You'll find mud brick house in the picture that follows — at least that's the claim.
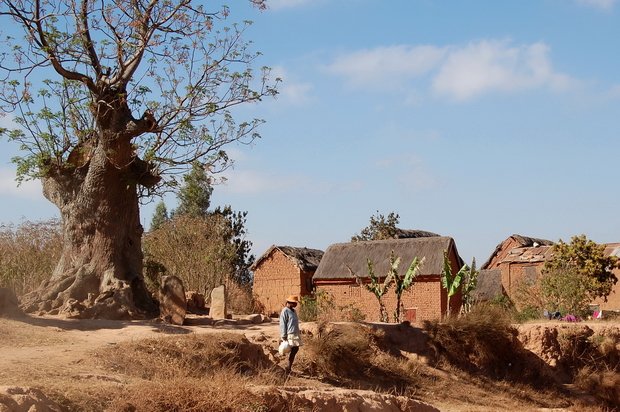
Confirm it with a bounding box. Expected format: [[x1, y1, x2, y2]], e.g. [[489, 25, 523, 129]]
[[251, 246, 324, 316], [312, 236, 464, 323], [480, 234, 555, 296], [593, 243, 620, 312], [481, 235, 620, 312]]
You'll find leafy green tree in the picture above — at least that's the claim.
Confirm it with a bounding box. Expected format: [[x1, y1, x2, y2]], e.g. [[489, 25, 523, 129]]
[[171, 162, 214, 219], [0, 0, 277, 318], [150, 202, 169, 232], [393, 254, 424, 322], [539, 263, 590, 317], [351, 211, 400, 242], [210, 206, 255, 285], [543, 235, 618, 302]]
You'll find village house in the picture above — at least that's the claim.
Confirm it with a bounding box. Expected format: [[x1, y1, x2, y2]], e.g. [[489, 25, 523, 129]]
[[312, 236, 464, 323], [480, 234, 555, 296], [251, 245, 324, 316], [479, 234, 620, 312]]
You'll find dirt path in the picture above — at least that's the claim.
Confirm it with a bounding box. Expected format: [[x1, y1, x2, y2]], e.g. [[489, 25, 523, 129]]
[[0, 315, 282, 383]]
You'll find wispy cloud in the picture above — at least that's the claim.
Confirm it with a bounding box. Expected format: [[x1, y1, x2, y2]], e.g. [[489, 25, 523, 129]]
[[267, 66, 315, 107], [326, 39, 578, 101], [576, 0, 619, 10], [373, 153, 444, 192], [267, 0, 316, 10], [0, 168, 45, 200], [218, 162, 362, 196], [326, 45, 448, 90]]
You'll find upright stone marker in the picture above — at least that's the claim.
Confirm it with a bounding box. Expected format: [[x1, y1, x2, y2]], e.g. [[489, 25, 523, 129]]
[[159, 275, 187, 325], [210, 284, 227, 319]]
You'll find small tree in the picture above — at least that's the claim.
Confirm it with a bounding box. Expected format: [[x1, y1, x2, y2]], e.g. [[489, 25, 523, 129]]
[[150, 202, 169, 232], [460, 258, 478, 314], [347, 258, 395, 323], [393, 255, 424, 322], [351, 211, 400, 242], [440, 250, 473, 317], [171, 162, 214, 219], [543, 235, 618, 302]]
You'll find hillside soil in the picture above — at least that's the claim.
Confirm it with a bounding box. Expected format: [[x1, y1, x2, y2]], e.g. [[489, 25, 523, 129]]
[[0, 314, 617, 412]]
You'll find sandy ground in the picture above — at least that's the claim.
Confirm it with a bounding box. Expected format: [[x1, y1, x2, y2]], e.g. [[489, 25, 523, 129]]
[[0, 315, 283, 380]]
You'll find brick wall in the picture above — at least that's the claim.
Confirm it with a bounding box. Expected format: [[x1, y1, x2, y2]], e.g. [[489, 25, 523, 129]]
[[315, 277, 451, 323], [253, 249, 306, 316]]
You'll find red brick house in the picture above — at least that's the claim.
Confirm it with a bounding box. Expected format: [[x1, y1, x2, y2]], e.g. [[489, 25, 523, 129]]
[[480, 234, 555, 296], [480, 235, 620, 312], [251, 245, 324, 316], [312, 236, 464, 323], [593, 243, 620, 312]]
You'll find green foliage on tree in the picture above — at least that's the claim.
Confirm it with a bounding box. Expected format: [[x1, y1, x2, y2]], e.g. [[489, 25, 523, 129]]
[[351, 211, 400, 242], [543, 235, 618, 301], [0, 0, 277, 318], [511, 235, 618, 319], [171, 162, 214, 219], [150, 202, 169, 232]]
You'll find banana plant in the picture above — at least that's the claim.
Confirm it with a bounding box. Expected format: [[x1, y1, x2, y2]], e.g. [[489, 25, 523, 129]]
[[393, 253, 424, 323], [460, 258, 478, 314], [441, 250, 468, 317], [348, 256, 395, 322]]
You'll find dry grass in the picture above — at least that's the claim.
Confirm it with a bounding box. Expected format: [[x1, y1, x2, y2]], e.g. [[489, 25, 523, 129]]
[[0, 317, 68, 347], [94, 332, 273, 380], [296, 321, 421, 396], [2, 314, 619, 412]]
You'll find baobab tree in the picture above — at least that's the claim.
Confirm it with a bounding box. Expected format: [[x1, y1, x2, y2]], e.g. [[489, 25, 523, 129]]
[[0, 0, 277, 319]]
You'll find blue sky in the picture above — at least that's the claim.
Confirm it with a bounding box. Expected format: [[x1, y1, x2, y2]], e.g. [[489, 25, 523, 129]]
[[2, 0, 620, 265]]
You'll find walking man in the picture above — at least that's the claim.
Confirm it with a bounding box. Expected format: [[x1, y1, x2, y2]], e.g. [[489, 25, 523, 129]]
[[280, 295, 302, 374]]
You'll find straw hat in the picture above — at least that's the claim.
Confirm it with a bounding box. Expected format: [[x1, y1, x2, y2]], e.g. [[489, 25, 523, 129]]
[[286, 295, 299, 303]]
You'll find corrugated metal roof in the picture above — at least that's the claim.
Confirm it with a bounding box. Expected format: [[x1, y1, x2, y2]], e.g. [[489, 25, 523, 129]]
[[500, 245, 555, 264]]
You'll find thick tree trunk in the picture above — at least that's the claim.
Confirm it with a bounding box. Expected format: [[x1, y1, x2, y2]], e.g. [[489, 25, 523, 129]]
[[20, 94, 159, 319]]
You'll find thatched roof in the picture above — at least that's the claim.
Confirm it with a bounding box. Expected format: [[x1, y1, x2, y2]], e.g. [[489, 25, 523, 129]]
[[250, 245, 324, 272], [481, 234, 554, 269], [393, 229, 440, 239], [313, 237, 462, 280], [471, 269, 503, 302]]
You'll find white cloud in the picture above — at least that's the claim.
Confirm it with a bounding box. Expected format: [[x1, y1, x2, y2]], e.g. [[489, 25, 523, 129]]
[[433, 39, 574, 100], [268, 66, 315, 106], [218, 169, 305, 194], [326, 39, 576, 101], [219, 167, 362, 195], [326, 45, 448, 90], [576, 0, 618, 10], [0, 168, 45, 200]]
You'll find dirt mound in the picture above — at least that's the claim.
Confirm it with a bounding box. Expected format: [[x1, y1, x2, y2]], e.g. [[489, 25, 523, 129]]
[[0, 386, 62, 412], [248, 385, 440, 412]]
